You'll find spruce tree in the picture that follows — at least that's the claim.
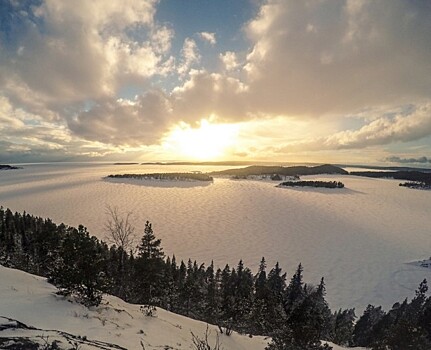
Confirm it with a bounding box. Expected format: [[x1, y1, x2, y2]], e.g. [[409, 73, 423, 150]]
[[252, 257, 271, 334], [135, 221, 165, 305], [353, 305, 385, 347], [284, 263, 305, 316], [48, 225, 106, 307], [331, 308, 355, 346]]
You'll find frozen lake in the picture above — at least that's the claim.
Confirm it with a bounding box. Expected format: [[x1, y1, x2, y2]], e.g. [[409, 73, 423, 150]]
[[1, 162, 431, 312]]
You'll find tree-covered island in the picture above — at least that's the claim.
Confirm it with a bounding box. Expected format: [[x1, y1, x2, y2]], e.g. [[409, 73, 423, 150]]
[[0, 164, 21, 170], [107, 172, 213, 182], [277, 180, 345, 189], [399, 181, 431, 190], [210, 164, 348, 177]]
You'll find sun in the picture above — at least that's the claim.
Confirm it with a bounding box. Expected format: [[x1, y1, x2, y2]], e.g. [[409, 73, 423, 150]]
[[164, 119, 239, 160]]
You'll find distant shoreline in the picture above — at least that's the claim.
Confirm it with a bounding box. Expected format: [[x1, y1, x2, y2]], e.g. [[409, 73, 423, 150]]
[[0, 164, 21, 170]]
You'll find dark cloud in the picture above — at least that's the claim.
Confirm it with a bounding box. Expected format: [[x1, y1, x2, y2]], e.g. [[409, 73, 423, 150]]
[[385, 156, 431, 164], [68, 91, 172, 146]]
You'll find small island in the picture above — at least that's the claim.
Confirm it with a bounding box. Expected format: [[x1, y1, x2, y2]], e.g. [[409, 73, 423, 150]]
[[0, 164, 21, 170], [107, 172, 214, 182], [399, 181, 431, 190], [277, 180, 345, 188]]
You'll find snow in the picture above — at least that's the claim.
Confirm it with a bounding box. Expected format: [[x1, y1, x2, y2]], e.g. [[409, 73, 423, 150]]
[[1, 163, 431, 314], [0, 265, 268, 349]]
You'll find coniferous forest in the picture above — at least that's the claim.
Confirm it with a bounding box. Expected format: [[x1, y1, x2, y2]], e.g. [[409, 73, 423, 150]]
[[1, 206, 430, 350]]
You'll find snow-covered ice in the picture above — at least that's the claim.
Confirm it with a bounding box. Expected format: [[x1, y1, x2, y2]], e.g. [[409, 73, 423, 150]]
[[1, 163, 430, 313]]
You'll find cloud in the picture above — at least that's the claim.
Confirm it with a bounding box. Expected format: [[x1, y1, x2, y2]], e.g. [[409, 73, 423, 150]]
[[0, 0, 173, 114], [385, 156, 431, 164], [198, 32, 216, 45], [172, 70, 249, 123], [273, 103, 431, 153], [243, 0, 431, 116], [177, 38, 201, 77], [323, 104, 431, 149], [68, 90, 172, 146], [220, 51, 239, 71], [2, 0, 431, 161]]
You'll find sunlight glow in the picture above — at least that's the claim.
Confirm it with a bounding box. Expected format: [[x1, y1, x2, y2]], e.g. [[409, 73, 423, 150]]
[[164, 119, 239, 160]]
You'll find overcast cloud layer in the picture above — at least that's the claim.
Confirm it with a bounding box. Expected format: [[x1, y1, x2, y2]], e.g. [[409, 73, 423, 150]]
[[0, 0, 430, 164]]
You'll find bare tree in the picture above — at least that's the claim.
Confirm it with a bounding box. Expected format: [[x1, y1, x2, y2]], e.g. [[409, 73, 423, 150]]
[[104, 205, 136, 255], [191, 326, 223, 350], [104, 205, 137, 299]]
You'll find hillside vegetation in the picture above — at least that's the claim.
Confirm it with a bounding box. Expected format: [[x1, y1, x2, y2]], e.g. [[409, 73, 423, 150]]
[[1, 207, 430, 349], [211, 164, 348, 177]]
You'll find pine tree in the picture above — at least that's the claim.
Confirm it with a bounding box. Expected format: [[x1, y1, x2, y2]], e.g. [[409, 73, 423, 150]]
[[252, 257, 271, 335], [331, 308, 355, 346], [284, 263, 305, 316], [205, 261, 221, 324], [134, 221, 166, 305], [48, 225, 107, 307], [233, 260, 254, 333], [382, 280, 431, 350], [219, 264, 235, 335], [266, 262, 287, 334], [353, 305, 385, 347]]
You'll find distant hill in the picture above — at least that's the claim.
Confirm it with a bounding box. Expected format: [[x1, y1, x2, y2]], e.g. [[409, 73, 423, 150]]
[[337, 164, 431, 172], [350, 171, 431, 184], [210, 164, 348, 176]]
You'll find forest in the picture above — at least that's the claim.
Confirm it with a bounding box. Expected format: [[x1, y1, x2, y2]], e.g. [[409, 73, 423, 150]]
[[210, 164, 348, 177], [1, 206, 430, 350], [278, 181, 345, 189]]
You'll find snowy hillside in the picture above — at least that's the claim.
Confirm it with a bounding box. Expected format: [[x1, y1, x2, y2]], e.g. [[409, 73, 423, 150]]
[[0, 266, 361, 350], [0, 265, 265, 349]]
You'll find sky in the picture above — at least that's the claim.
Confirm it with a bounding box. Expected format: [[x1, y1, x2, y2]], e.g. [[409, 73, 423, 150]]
[[0, 0, 431, 166]]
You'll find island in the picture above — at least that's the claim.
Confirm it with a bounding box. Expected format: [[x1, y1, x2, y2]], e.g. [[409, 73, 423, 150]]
[[399, 181, 431, 190], [106, 172, 214, 182], [0, 164, 21, 170], [210, 164, 348, 177], [277, 180, 345, 189]]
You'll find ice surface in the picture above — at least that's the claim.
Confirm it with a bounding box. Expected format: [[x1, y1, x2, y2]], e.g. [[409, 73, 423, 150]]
[[1, 163, 431, 313]]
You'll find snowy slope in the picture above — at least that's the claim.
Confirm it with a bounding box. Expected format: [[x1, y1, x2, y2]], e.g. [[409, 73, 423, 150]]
[[0, 265, 267, 349], [0, 266, 363, 350]]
